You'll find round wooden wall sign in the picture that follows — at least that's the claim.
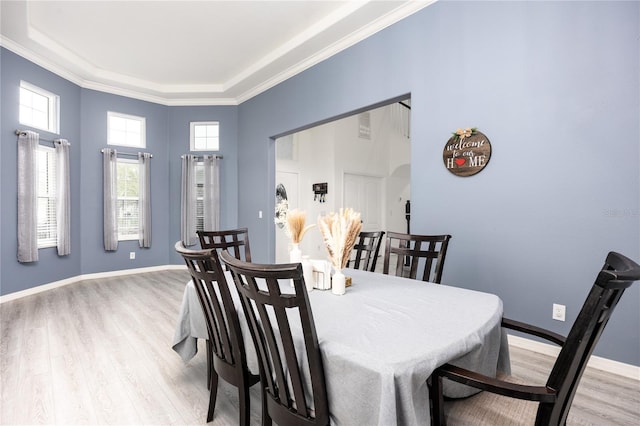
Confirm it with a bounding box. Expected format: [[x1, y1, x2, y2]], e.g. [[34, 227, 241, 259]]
[[443, 128, 492, 177]]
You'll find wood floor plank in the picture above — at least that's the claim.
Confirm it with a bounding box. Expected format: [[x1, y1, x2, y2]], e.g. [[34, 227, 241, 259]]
[[50, 353, 99, 425], [80, 347, 142, 425], [0, 300, 25, 359], [0, 354, 21, 424], [0, 269, 637, 425], [16, 372, 56, 424]]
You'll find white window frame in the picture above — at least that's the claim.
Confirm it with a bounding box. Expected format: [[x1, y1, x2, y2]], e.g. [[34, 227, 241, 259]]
[[190, 121, 219, 151], [116, 159, 140, 241], [108, 111, 146, 148], [19, 81, 60, 134], [36, 146, 57, 248]]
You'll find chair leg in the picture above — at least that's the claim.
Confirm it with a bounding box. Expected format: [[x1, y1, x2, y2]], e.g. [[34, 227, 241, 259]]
[[238, 383, 251, 426], [206, 371, 219, 422], [428, 374, 446, 426], [206, 340, 212, 390], [261, 388, 272, 426]]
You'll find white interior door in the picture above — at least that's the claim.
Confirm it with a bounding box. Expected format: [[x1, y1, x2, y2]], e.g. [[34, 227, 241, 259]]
[[343, 173, 383, 232]]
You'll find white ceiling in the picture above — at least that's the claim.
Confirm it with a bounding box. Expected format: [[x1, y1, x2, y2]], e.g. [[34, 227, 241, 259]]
[[1, 1, 434, 106]]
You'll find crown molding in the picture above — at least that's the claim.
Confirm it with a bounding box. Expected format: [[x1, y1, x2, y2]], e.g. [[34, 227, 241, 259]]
[[2, 1, 436, 106], [235, 0, 437, 104], [1, 35, 85, 88]]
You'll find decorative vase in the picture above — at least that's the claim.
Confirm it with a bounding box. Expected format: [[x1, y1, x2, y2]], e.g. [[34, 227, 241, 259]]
[[289, 243, 302, 263], [301, 256, 314, 292], [332, 269, 346, 295]]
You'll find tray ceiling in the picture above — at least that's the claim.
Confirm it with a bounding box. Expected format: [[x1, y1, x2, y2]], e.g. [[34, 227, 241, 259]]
[[1, 1, 434, 105]]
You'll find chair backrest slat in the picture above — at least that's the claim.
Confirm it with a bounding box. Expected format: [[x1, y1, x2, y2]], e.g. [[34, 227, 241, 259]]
[[242, 284, 279, 399], [255, 292, 290, 403], [198, 228, 251, 261], [274, 304, 309, 415], [348, 231, 385, 272], [221, 251, 329, 426], [383, 232, 451, 283]]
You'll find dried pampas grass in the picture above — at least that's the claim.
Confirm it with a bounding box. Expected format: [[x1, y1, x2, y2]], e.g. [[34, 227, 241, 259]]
[[286, 209, 315, 244], [318, 208, 362, 270]]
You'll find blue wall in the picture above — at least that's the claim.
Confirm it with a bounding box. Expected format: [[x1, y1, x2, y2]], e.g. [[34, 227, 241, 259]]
[[237, 1, 640, 365], [0, 1, 638, 365], [0, 49, 240, 290], [79, 89, 171, 273], [167, 105, 240, 264], [1, 49, 83, 293]]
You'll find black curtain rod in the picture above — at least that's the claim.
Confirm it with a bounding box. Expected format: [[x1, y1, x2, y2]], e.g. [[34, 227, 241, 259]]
[[399, 101, 411, 110], [101, 148, 153, 158]]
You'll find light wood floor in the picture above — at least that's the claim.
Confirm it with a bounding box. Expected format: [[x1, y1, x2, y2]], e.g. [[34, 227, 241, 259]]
[[1, 270, 638, 425]]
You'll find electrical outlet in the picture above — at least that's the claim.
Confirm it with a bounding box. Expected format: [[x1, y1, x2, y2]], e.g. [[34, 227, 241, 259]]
[[129, 252, 135, 260], [259, 210, 263, 219], [552, 303, 565, 321]]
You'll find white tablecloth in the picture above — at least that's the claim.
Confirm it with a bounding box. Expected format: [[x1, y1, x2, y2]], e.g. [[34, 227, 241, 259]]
[[172, 268, 510, 425]]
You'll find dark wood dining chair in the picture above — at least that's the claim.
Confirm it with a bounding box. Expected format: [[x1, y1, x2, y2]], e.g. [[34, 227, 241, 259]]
[[428, 251, 640, 426], [346, 231, 385, 272], [175, 242, 261, 425], [198, 227, 251, 261], [197, 228, 252, 390], [382, 231, 451, 283], [221, 251, 330, 426]]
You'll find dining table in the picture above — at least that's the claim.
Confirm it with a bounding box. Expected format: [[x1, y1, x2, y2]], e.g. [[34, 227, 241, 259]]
[[172, 267, 510, 425]]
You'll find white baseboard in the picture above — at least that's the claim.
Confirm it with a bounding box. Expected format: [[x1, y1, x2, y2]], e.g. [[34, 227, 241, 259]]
[[0, 264, 187, 304], [507, 334, 640, 381]]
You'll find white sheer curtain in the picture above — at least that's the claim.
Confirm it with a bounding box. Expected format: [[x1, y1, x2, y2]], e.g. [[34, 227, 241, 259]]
[[17, 130, 39, 262], [181, 155, 197, 246], [138, 152, 152, 248], [103, 148, 118, 251], [54, 139, 71, 256], [203, 155, 220, 231]]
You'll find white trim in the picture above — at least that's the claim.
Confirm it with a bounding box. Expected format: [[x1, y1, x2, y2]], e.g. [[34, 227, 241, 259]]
[[36, 145, 57, 248], [19, 80, 60, 134], [234, 0, 437, 104], [190, 121, 220, 152], [507, 334, 640, 381], [0, 265, 186, 304], [107, 111, 146, 148], [1, 1, 436, 106]]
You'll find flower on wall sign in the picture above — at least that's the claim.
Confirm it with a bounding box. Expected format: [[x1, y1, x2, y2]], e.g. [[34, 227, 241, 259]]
[[442, 127, 492, 177]]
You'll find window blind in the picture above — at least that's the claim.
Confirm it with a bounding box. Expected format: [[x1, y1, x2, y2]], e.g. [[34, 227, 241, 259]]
[[195, 163, 205, 231], [116, 160, 139, 240], [37, 147, 57, 247]]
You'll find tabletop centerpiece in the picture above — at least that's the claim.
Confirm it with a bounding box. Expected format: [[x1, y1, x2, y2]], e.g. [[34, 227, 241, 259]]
[[318, 208, 362, 295], [275, 202, 315, 260], [275, 203, 316, 289], [285, 208, 314, 261]]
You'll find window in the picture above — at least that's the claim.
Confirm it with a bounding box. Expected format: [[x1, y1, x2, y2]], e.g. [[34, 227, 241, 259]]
[[116, 160, 139, 240], [19, 81, 60, 134], [108, 112, 146, 148], [190, 121, 219, 151], [195, 162, 205, 231], [37, 146, 57, 248]]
